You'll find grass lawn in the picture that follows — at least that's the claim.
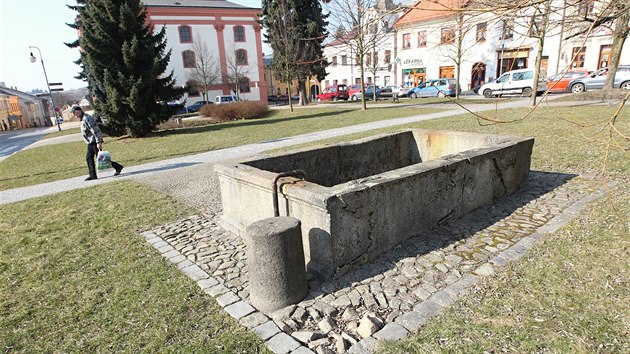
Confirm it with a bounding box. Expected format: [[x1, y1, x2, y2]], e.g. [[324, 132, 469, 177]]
[[0, 181, 268, 353], [1, 103, 627, 352], [0, 106, 444, 191], [272, 104, 629, 353], [41, 127, 81, 140]]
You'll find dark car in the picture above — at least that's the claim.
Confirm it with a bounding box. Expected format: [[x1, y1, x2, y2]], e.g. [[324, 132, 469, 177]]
[[186, 100, 211, 113]]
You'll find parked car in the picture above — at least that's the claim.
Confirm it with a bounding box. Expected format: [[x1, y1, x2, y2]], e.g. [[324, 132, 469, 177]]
[[215, 95, 238, 104], [186, 100, 211, 113], [567, 65, 630, 93], [478, 69, 547, 98], [167, 101, 187, 114], [350, 85, 382, 101], [316, 84, 349, 102], [386, 85, 410, 97], [380, 86, 393, 97], [408, 78, 460, 98], [348, 84, 363, 100], [546, 69, 591, 93]]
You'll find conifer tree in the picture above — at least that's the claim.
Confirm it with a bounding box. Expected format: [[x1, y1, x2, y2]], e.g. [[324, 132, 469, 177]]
[[71, 0, 183, 137], [261, 0, 328, 106]]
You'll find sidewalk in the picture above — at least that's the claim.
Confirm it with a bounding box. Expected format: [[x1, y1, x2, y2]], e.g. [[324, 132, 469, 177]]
[[0, 98, 615, 206]]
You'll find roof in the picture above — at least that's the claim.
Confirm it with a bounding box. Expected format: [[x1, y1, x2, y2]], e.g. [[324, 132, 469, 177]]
[[0, 87, 44, 102], [394, 0, 470, 28], [142, 0, 255, 10]]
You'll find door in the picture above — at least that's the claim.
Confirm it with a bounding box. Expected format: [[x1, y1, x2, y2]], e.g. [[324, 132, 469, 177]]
[[412, 73, 426, 86], [439, 66, 455, 78], [598, 44, 612, 69], [471, 62, 486, 90]]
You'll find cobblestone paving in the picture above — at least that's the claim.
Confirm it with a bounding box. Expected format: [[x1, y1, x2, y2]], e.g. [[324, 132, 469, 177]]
[[141, 172, 606, 354]]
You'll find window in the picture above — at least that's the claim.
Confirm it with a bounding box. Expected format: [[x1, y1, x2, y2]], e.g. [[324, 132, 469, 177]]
[[369, 23, 378, 34], [373, 52, 379, 66], [332, 56, 337, 66], [186, 80, 199, 97], [239, 77, 250, 93], [235, 49, 248, 65], [384, 76, 391, 86], [502, 20, 514, 40], [384, 50, 391, 64], [333, 79, 338, 85], [417, 31, 427, 47], [441, 27, 455, 44], [476, 23, 486, 42], [324, 80, 329, 87], [234, 26, 246, 42], [367, 77, 372, 84], [571, 47, 586, 68], [366, 52, 372, 66], [579, 0, 595, 17], [402, 33, 411, 49], [356, 55, 361, 65], [342, 79, 348, 84], [179, 25, 192, 43], [355, 77, 361, 84], [342, 55, 347, 65], [182, 50, 195, 68]]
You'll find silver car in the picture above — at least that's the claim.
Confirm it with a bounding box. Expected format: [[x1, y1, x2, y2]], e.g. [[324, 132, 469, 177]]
[[568, 65, 630, 93]]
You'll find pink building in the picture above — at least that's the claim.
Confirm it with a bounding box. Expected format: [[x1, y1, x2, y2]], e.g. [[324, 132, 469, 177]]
[[144, 0, 267, 103]]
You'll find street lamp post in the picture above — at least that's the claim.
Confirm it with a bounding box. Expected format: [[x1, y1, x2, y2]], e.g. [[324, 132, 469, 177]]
[[29, 46, 61, 131]]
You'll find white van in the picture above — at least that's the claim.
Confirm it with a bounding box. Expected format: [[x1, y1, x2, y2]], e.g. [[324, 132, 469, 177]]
[[478, 69, 547, 98], [215, 95, 238, 104]]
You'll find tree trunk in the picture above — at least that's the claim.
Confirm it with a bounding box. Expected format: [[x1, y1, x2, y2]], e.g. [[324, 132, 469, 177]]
[[530, 0, 551, 107], [287, 80, 294, 112], [298, 79, 308, 106], [604, 6, 630, 90], [455, 14, 463, 99]]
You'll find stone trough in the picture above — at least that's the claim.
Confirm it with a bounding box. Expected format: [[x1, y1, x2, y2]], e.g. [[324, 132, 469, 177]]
[[215, 129, 534, 280]]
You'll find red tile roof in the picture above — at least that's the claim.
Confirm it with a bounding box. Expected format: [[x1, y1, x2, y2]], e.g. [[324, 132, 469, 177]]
[[394, 0, 470, 28]]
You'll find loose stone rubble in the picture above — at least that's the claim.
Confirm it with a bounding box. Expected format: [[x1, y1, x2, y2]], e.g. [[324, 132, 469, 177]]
[[140, 172, 606, 354]]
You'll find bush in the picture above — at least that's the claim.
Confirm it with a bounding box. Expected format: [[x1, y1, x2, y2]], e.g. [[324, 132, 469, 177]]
[[198, 104, 215, 117], [210, 101, 269, 122]]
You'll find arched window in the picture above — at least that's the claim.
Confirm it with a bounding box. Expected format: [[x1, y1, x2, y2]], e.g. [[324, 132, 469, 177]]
[[182, 50, 195, 68], [233, 25, 246, 42], [239, 77, 251, 93], [179, 25, 192, 43], [235, 49, 248, 65]]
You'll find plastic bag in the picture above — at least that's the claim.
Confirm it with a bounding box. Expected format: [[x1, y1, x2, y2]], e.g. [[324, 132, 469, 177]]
[[97, 150, 112, 170]]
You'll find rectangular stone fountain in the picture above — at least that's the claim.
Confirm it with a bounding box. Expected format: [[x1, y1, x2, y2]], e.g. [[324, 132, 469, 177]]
[[215, 129, 534, 280]]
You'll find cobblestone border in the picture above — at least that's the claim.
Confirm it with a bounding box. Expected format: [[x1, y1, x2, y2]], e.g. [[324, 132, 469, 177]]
[[139, 175, 609, 354]]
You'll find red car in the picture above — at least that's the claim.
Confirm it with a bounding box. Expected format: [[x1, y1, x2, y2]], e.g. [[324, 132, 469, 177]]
[[546, 69, 591, 92], [316, 84, 349, 101]]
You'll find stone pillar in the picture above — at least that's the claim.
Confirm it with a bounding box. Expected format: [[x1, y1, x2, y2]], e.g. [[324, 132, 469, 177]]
[[247, 217, 308, 313]]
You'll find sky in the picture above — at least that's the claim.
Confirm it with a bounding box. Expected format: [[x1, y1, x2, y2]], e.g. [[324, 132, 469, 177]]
[[0, 0, 263, 93]]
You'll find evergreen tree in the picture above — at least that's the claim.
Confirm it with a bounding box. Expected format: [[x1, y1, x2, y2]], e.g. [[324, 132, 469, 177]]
[[72, 0, 183, 137], [261, 0, 328, 106]]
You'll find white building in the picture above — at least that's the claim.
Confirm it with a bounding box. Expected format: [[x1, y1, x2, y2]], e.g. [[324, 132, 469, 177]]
[[320, 0, 403, 89], [393, 0, 630, 91], [144, 0, 267, 103]]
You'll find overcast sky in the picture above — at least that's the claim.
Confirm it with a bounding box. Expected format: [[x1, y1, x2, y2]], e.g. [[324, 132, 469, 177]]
[[0, 0, 263, 93]]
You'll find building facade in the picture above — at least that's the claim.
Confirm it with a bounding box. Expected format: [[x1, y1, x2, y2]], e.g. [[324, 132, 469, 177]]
[[319, 0, 630, 94], [320, 0, 402, 90], [144, 0, 267, 104]]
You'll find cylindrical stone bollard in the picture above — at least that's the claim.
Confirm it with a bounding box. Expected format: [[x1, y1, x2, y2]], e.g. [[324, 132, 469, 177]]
[[247, 216, 308, 313]]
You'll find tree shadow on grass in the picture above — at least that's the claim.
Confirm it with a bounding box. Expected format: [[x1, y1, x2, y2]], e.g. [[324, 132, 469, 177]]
[[151, 109, 357, 137]]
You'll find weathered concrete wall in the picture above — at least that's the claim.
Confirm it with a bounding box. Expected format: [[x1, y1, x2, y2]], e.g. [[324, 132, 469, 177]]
[[215, 129, 534, 280]]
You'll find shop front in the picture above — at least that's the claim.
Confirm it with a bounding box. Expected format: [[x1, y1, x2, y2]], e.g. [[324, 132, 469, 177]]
[[497, 47, 531, 77], [398, 57, 426, 87]]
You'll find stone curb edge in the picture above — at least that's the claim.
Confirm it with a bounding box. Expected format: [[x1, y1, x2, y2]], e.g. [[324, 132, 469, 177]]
[[139, 182, 610, 354]]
